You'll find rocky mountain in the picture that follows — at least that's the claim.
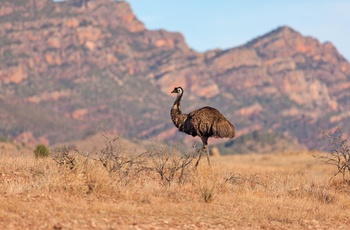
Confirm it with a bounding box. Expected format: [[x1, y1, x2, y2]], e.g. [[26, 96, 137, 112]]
[[1, 0, 349, 152]]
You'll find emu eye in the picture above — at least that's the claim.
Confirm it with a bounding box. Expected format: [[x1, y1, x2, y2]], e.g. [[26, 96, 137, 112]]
[[178, 88, 182, 93]]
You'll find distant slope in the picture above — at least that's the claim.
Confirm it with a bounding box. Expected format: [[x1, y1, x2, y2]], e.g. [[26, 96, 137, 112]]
[[214, 130, 306, 155], [1, 0, 350, 151]]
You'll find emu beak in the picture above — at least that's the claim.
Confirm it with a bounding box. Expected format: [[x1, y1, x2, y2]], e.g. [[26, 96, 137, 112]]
[[171, 88, 177, 93]]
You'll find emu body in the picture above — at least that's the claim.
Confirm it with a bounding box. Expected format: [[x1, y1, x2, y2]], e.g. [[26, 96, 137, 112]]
[[171, 87, 235, 166]]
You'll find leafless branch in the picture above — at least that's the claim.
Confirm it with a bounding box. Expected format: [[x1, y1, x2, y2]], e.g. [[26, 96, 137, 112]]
[[314, 127, 350, 180], [146, 142, 196, 186]]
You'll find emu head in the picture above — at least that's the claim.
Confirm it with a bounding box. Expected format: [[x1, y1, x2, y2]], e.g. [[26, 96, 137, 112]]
[[171, 87, 183, 96]]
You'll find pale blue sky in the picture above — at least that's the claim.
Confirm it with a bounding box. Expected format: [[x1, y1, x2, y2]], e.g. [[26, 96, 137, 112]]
[[127, 0, 350, 61]]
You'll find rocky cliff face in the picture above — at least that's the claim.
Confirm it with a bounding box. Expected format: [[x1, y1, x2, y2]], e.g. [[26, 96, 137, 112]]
[[1, 0, 349, 151]]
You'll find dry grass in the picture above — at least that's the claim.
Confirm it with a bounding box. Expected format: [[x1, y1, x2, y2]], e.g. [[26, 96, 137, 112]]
[[1, 145, 350, 229]]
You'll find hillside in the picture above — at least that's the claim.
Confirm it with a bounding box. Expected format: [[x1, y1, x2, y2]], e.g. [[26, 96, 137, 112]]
[[1, 0, 350, 151]]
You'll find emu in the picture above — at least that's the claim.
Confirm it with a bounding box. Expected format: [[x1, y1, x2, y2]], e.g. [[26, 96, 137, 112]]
[[170, 86, 235, 167]]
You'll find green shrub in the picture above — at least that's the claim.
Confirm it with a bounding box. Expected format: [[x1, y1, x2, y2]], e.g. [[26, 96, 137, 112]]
[[34, 144, 50, 158]]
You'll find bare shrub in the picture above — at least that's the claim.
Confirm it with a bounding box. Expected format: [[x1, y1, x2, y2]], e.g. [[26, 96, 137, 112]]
[[49, 145, 90, 193], [51, 145, 78, 169], [98, 133, 147, 185], [314, 127, 350, 180], [146, 141, 197, 187]]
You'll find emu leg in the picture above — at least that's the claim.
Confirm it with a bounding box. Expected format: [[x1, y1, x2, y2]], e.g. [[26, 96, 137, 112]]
[[195, 147, 204, 167], [205, 144, 211, 166], [195, 136, 210, 167]]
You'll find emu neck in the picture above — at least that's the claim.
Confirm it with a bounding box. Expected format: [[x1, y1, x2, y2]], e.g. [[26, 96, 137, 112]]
[[171, 93, 187, 129], [172, 93, 182, 111]]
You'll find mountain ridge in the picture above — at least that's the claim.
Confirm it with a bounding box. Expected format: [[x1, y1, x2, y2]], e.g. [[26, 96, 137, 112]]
[[1, 0, 350, 152]]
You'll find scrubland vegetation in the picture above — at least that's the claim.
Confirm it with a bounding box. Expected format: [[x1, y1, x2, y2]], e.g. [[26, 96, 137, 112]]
[[1, 134, 350, 229]]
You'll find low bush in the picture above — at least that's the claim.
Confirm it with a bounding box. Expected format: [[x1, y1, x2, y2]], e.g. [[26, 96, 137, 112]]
[[34, 144, 50, 158], [145, 141, 197, 187]]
